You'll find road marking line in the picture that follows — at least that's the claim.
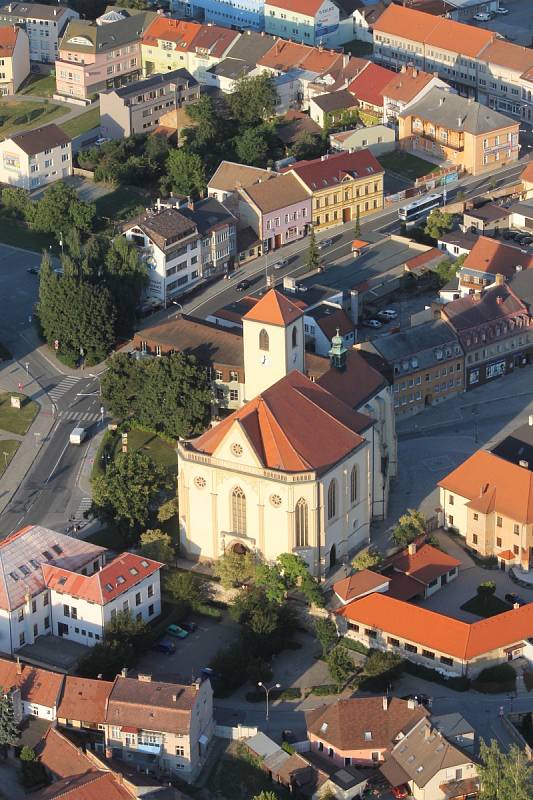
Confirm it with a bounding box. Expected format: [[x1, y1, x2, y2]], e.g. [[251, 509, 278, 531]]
[[45, 440, 70, 486]]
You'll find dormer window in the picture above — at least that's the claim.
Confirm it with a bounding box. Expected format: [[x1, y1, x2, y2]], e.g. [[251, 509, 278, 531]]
[[364, 731, 372, 741]]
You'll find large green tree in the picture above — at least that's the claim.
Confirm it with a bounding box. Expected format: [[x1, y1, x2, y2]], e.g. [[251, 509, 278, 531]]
[[161, 149, 206, 198], [424, 208, 454, 241], [392, 508, 427, 548], [314, 617, 338, 658], [139, 529, 175, 564], [90, 451, 171, 535], [478, 740, 532, 800], [352, 547, 383, 571], [105, 236, 148, 337], [0, 692, 19, 750], [100, 353, 141, 419], [29, 181, 95, 238], [78, 611, 147, 679], [306, 228, 320, 272], [228, 74, 277, 126], [327, 646, 355, 684], [213, 549, 257, 588], [235, 127, 269, 166]]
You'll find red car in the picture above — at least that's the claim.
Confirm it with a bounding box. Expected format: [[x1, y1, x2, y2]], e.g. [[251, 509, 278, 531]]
[[392, 786, 410, 799]]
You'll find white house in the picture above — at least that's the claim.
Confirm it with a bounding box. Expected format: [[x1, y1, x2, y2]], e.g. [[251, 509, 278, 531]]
[[0, 25, 30, 95], [0, 2, 78, 64], [0, 123, 72, 190], [178, 290, 373, 575], [0, 657, 63, 721], [43, 552, 162, 646]]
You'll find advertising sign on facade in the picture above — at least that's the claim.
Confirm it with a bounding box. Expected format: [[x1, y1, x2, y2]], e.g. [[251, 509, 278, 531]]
[[316, 0, 339, 37]]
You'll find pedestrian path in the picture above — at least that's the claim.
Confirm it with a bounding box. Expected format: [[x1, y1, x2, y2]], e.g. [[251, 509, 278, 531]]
[[48, 377, 80, 404], [58, 410, 99, 424]]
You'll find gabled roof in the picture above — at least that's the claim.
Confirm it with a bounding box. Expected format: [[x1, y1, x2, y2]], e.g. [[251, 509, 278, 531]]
[[10, 124, 71, 156], [43, 552, 162, 605], [388, 543, 461, 585], [442, 284, 528, 333], [400, 87, 516, 135], [61, 11, 154, 53], [348, 62, 394, 107], [188, 22, 239, 58], [208, 160, 272, 193], [121, 208, 198, 251], [0, 658, 63, 708], [306, 697, 427, 751], [462, 235, 533, 276], [0, 525, 105, 612], [240, 172, 310, 215], [317, 347, 387, 409], [287, 149, 383, 192], [106, 676, 198, 735], [333, 569, 390, 602], [188, 370, 371, 474], [482, 39, 533, 74], [37, 727, 95, 781], [32, 771, 134, 800], [258, 39, 344, 74], [58, 676, 113, 725], [438, 448, 533, 524], [0, 25, 19, 55], [311, 88, 359, 113], [521, 161, 533, 184], [141, 16, 201, 49], [381, 67, 436, 103], [265, 0, 325, 13], [243, 288, 304, 326]]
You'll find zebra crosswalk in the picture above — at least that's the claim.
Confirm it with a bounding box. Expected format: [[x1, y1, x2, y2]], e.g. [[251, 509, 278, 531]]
[[75, 497, 92, 519], [48, 376, 80, 403], [59, 410, 100, 423]]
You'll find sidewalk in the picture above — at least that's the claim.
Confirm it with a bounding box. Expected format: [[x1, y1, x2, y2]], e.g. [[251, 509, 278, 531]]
[[0, 357, 55, 516], [20, 325, 108, 379]]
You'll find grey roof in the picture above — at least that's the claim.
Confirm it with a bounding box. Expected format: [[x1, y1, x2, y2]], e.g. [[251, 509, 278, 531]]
[[0, 2, 73, 21], [208, 58, 253, 80], [245, 732, 281, 760], [509, 265, 533, 312], [509, 199, 533, 216], [179, 196, 237, 236], [122, 208, 198, 251], [464, 203, 511, 222], [11, 123, 70, 155], [438, 230, 479, 250], [372, 319, 459, 366], [400, 86, 516, 135], [491, 421, 533, 470], [60, 10, 155, 53], [224, 29, 277, 64], [431, 713, 475, 740], [311, 88, 359, 113], [106, 68, 197, 100]]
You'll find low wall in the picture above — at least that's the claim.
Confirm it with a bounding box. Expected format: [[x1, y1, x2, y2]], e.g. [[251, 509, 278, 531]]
[[73, 167, 94, 180], [215, 724, 258, 740]]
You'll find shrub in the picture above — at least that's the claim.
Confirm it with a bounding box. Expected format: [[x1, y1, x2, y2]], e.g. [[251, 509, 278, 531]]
[[311, 684, 342, 696], [474, 663, 516, 693], [327, 646, 356, 684], [194, 603, 222, 620], [477, 580, 496, 598], [403, 660, 470, 691], [279, 687, 301, 701], [341, 637, 369, 656], [282, 741, 295, 754]]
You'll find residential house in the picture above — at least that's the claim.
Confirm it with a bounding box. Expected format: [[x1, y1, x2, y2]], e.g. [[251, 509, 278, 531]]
[[438, 443, 533, 570], [431, 713, 475, 753], [337, 590, 533, 676], [347, 62, 395, 119], [185, 22, 241, 82], [38, 726, 100, 782], [306, 55, 369, 107], [463, 203, 511, 235], [256, 37, 346, 83], [104, 674, 214, 781], [32, 772, 135, 800], [441, 280, 532, 390], [0, 25, 29, 95], [43, 551, 163, 647], [0, 524, 106, 654], [0, 657, 63, 721], [120, 208, 201, 302], [207, 160, 272, 214], [0, 2, 78, 64], [203, 30, 277, 93], [57, 675, 113, 738], [478, 39, 533, 120], [56, 9, 155, 101], [384, 541, 460, 599], [381, 65, 449, 124], [238, 171, 312, 252], [0, 123, 71, 190], [287, 149, 384, 231], [455, 235, 533, 298], [141, 17, 201, 77], [305, 303, 356, 356], [398, 87, 520, 176], [305, 696, 428, 767], [333, 569, 391, 605], [277, 109, 322, 151], [172, 0, 265, 33], [351, 0, 386, 44], [381, 717, 478, 800], [309, 88, 359, 129], [157, 195, 238, 276], [178, 291, 373, 574], [132, 314, 246, 411], [437, 230, 479, 261], [99, 68, 199, 139], [329, 124, 395, 156], [359, 319, 464, 417]]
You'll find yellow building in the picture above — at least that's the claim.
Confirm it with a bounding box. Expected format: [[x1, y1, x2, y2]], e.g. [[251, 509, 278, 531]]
[[0, 25, 30, 95], [288, 150, 384, 231]]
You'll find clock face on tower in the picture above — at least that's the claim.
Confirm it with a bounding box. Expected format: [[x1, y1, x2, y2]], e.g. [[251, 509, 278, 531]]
[[259, 354, 270, 367]]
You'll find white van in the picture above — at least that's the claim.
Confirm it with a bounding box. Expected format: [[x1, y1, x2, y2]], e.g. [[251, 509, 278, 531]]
[[69, 427, 87, 445]]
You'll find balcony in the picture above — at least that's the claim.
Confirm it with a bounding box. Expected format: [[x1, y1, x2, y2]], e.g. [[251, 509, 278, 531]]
[[137, 740, 162, 754]]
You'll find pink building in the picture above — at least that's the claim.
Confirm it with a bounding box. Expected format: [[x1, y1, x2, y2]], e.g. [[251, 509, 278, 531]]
[[55, 9, 154, 101]]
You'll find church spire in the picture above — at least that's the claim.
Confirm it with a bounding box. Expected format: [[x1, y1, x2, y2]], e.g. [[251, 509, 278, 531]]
[[329, 328, 347, 371]]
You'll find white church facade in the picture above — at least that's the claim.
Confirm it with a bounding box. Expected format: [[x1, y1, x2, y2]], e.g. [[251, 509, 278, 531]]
[[177, 290, 394, 576]]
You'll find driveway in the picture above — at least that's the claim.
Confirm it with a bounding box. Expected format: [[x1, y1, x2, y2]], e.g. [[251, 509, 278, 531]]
[[0, 764, 26, 800], [134, 612, 240, 683]]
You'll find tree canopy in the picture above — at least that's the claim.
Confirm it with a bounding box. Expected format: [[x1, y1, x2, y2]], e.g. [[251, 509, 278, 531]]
[[139, 529, 175, 564], [228, 73, 277, 126], [478, 740, 532, 800], [424, 208, 454, 241], [161, 149, 206, 198], [352, 547, 383, 571], [392, 509, 427, 548]]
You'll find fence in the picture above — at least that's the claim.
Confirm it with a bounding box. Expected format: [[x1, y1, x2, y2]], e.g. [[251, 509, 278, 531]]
[[215, 724, 258, 740]]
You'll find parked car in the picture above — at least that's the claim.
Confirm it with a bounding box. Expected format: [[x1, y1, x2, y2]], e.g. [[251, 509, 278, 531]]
[[151, 637, 176, 655], [236, 279, 251, 292], [167, 624, 189, 639], [26, 266, 40, 275], [392, 785, 410, 799], [318, 238, 332, 250], [181, 621, 198, 633], [95, 137, 111, 146], [295, 283, 308, 293], [473, 11, 491, 19], [505, 593, 528, 607], [362, 319, 382, 329], [273, 258, 289, 270], [377, 309, 398, 321], [495, 5, 509, 12]]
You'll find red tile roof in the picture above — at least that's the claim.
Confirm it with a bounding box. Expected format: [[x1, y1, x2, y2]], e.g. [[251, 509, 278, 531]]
[[348, 62, 394, 107], [0, 658, 63, 709], [142, 17, 201, 48], [243, 289, 304, 327], [381, 67, 435, 103], [32, 771, 134, 800], [58, 676, 113, 725], [338, 592, 533, 660], [405, 247, 446, 272], [498, 549, 515, 561], [288, 149, 383, 192], [438, 449, 533, 524], [106, 676, 198, 735], [189, 370, 371, 474], [334, 570, 390, 602], [43, 553, 162, 605], [442, 284, 529, 335], [0, 25, 19, 55], [462, 235, 533, 276], [265, 0, 324, 13], [482, 40, 533, 74], [257, 39, 343, 74], [317, 348, 387, 409], [37, 727, 95, 780], [188, 23, 239, 58], [389, 543, 461, 585], [387, 573, 426, 601], [521, 161, 533, 184]]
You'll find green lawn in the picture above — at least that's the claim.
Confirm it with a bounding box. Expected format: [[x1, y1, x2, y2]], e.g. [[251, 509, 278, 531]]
[[0, 393, 39, 436], [207, 742, 290, 800], [0, 440, 20, 477], [0, 99, 63, 139], [18, 73, 56, 97], [94, 185, 150, 224], [86, 526, 130, 552], [378, 152, 440, 181], [460, 593, 512, 619], [0, 211, 55, 252], [93, 428, 177, 481], [60, 106, 100, 138]]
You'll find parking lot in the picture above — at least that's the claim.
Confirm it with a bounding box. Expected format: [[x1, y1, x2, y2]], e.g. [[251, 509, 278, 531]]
[[471, 0, 533, 46], [0, 243, 41, 350]]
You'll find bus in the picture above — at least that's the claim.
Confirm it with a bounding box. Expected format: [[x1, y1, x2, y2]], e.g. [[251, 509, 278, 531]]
[[398, 194, 443, 227]]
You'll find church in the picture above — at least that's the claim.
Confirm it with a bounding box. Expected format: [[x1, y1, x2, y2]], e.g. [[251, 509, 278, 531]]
[[177, 290, 397, 577]]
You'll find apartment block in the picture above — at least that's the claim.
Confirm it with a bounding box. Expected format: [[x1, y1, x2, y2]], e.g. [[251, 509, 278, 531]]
[[100, 67, 199, 139], [0, 123, 71, 190], [0, 2, 78, 64], [172, 0, 265, 32], [0, 25, 29, 95]]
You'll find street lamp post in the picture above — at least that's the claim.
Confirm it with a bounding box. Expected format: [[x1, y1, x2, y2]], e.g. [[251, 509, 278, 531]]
[[257, 681, 280, 722]]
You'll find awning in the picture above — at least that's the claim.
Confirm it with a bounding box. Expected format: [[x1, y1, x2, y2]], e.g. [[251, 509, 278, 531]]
[[121, 726, 139, 734], [504, 642, 525, 654], [497, 550, 515, 561]]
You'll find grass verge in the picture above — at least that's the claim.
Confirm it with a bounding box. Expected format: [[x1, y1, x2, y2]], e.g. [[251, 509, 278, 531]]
[[18, 73, 56, 97], [0, 393, 39, 435], [60, 106, 100, 138], [378, 151, 440, 181], [460, 593, 512, 618], [0, 98, 63, 138], [94, 185, 150, 224], [207, 742, 290, 800], [0, 440, 20, 476], [0, 211, 55, 252]]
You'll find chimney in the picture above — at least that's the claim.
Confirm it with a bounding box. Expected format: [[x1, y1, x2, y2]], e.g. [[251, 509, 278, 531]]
[[495, 273, 505, 285], [424, 724, 432, 741], [187, 196, 194, 211], [439, 96, 445, 106], [195, 678, 201, 691], [496, 295, 503, 304], [105, 748, 113, 759], [382, 696, 389, 711], [408, 542, 417, 555], [407, 698, 416, 709], [16, 658, 22, 676], [400, 64, 406, 73], [121, 667, 128, 678], [413, 68, 418, 78], [519, 459, 529, 469], [514, 602, 520, 609], [138, 674, 152, 682]]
